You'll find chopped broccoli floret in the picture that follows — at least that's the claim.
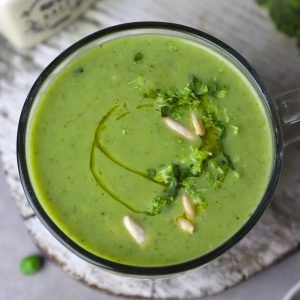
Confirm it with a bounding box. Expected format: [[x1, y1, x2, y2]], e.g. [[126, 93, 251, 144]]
[[196, 199, 208, 213], [142, 76, 228, 119], [181, 146, 212, 176], [144, 75, 236, 215], [206, 159, 230, 188], [190, 75, 209, 96], [181, 177, 204, 199], [134, 52, 144, 63], [147, 196, 169, 215]]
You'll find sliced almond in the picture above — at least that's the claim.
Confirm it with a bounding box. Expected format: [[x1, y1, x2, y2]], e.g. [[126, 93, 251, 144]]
[[123, 216, 145, 244], [191, 112, 206, 136], [164, 117, 196, 140], [182, 194, 197, 221], [176, 217, 195, 234]]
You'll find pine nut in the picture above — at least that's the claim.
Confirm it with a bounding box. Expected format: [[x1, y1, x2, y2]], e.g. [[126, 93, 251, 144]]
[[191, 112, 206, 136], [182, 194, 196, 221], [123, 216, 145, 244], [176, 217, 195, 234], [164, 117, 196, 140]]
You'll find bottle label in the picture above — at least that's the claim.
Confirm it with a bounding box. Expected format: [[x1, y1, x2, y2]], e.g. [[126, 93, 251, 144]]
[[21, 0, 91, 34]]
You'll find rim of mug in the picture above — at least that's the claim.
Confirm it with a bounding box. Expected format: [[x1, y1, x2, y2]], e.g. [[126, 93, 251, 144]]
[[17, 21, 283, 276]]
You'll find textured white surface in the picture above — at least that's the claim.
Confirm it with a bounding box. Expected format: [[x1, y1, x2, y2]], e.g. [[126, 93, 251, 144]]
[[0, 0, 300, 298]]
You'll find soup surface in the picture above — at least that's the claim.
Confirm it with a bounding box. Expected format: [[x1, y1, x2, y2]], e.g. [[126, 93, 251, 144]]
[[28, 34, 273, 266]]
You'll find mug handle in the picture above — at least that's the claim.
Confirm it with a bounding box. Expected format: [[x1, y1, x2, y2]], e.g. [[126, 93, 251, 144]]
[[275, 89, 300, 146]]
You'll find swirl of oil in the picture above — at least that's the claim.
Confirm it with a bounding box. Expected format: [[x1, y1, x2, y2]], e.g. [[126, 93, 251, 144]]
[[90, 104, 164, 215]]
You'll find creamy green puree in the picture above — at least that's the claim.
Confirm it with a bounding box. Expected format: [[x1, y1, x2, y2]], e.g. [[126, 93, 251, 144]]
[[28, 34, 273, 266]]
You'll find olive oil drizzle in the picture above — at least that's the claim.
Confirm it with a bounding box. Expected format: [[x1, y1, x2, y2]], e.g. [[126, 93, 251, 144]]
[[95, 139, 164, 186], [90, 144, 147, 214], [136, 103, 154, 109], [115, 111, 130, 120], [94, 105, 164, 186], [90, 104, 164, 214]]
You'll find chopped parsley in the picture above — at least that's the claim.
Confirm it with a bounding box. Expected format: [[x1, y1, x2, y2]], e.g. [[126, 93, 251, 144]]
[[196, 198, 208, 213], [147, 196, 169, 215], [73, 66, 84, 74], [142, 75, 229, 119], [206, 160, 230, 188], [134, 52, 144, 63]]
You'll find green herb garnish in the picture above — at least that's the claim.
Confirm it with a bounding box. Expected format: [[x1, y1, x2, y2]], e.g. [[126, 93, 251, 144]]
[[190, 75, 208, 96], [160, 106, 170, 117], [206, 159, 229, 188], [147, 196, 169, 215], [143, 75, 235, 215], [73, 67, 84, 74], [134, 52, 144, 63], [196, 198, 208, 213], [142, 75, 229, 119]]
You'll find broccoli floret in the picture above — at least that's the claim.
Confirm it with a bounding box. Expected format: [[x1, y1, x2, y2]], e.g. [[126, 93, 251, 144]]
[[147, 196, 168, 216], [141, 76, 229, 119], [206, 159, 230, 188], [181, 146, 212, 176], [256, 0, 300, 49], [181, 177, 204, 199]]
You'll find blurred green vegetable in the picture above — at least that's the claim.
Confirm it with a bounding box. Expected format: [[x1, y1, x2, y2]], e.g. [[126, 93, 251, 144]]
[[256, 0, 300, 49], [20, 255, 43, 275]]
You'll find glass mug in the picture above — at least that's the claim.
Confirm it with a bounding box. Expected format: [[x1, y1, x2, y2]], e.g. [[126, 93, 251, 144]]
[[17, 22, 300, 277]]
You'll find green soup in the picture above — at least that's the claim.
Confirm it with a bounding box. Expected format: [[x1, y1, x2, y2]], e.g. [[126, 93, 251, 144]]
[[27, 34, 273, 267]]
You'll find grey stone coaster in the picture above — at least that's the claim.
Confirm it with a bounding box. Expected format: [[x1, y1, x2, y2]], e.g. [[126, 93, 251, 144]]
[[0, 0, 300, 298]]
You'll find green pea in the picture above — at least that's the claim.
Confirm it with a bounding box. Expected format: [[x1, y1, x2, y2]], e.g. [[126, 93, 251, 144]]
[[20, 255, 43, 275]]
